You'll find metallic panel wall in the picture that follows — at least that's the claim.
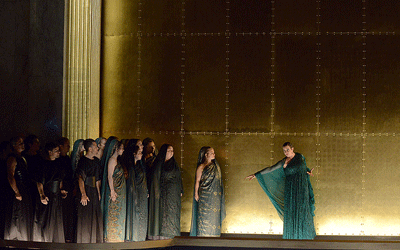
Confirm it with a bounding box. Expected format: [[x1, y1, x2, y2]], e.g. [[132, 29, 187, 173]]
[[101, 0, 400, 236]]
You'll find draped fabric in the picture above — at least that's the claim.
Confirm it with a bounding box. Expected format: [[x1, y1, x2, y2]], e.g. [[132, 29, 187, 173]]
[[4, 154, 34, 241], [57, 155, 75, 242], [133, 160, 148, 240], [75, 156, 103, 243], [101, 139, 126, 242], [124, 139, 148, 242], [33, 159, 65, 242], [190, 161, 225, 237], [71, 139, 83, 173], [123, 139, 138, 242], [148, 145, 183, 239], [255, 153, 316, 239], [145, 155, 156, 193]]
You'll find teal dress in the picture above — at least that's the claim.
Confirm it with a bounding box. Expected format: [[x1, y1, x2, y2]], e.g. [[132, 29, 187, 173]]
[[103, 163, 126, 242], [190, 161, 225, 236], [255, 153, 315, 239]]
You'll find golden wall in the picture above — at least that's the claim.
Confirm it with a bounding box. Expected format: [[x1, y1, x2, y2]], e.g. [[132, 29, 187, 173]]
[[101, 1, 400, 235]]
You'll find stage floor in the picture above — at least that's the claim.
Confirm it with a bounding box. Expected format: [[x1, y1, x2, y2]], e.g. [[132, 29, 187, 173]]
[[2, 234, 400, 250]]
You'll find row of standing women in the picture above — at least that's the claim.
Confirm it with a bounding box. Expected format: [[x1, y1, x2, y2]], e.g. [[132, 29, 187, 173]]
[[1, 135, 226, 243]]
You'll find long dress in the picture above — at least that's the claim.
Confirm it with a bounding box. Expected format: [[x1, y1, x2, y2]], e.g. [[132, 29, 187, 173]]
[[4, 154, 34, 241], [255, 153, 316, 239], [57, 155, 75, 242], [125, 159, 148, 241], [103, 163, 126, 242], [190, 161, 226, 237], [148, 157, 183, 238], [33, 159, 65, 242], [75, 156, 103, 243]]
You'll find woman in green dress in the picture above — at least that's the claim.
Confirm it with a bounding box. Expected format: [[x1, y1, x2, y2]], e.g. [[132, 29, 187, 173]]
[[148, 144, 183, 240], [190, 147, 225, 237], [101, 139, 127, 242], [245, 142, 315, 240], [123, 139, 148, 242]]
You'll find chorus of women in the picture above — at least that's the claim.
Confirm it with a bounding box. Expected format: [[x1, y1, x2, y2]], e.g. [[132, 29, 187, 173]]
[[1, 135, 226, 243]]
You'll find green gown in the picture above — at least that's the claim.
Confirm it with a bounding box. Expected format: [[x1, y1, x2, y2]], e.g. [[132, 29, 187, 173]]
[[190, 161, 225, 236], [255, 153, 316, 239], [148, 145, 183, 239], [101, 140, 126, 242]]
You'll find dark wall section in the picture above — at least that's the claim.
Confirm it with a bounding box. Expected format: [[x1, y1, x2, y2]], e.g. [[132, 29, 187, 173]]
[[0, 0, 64, 143]]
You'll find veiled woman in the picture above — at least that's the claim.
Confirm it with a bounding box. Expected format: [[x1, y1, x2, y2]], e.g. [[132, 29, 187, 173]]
[[71, 139, 84, 173], [123, 139, 148, 241], [101, 139, 127, 242], [33, 142, 67, 242], [142, 137, 157, 191], [245, 142, 316, 240], [4, 137, 34, 241], [148, 144, 183, 240], [190, 147, 225, 237]]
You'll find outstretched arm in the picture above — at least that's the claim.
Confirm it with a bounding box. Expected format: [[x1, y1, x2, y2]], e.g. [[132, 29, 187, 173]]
[[245, 159, 284, 181]]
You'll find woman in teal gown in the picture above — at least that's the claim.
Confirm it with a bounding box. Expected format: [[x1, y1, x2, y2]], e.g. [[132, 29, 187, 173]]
[[190, 147, 225, 237], [123, 139, 148, 242], [101, 139, 127, 242], [148, 144, 183, 239], [246, 142, 316, 240]]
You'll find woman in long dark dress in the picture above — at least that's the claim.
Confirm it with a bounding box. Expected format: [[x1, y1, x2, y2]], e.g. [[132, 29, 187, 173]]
[[75, 139, 103, 243], [101, 139, 126, 242], [245, 142, 316, 240], [148, 144, 183, 240], [23, 135, 42, 207], [33, 142, 67, 242], [190, 147, 225, 237], [4, 137, 34, 241], [123, 139, 148, 241], [142, 137, 157, 191]]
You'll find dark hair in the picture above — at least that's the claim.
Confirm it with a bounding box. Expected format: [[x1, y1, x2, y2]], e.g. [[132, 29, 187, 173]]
[[24, 135, 39, 151], [197, 146, 212, 166], [282, 142, 293, 148], [44, 142, 58, 156], [56, 137, 69, 146], [10, 136, 23, 146], [142, 137, 155, 155], [83, 139, 96, 152]]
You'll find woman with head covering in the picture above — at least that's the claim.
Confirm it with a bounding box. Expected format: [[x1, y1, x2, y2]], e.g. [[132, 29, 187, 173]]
[[4, 136, 34, 241], [99, 136, 117, 182], [148, 144, 183, 240], [71, 139, 84, 173], [123, 139, 148, 241], [33, 142, 67, 242], [190, 146, 225, 237], [142, 137, 157, 191], [101, 139, 127, 242]]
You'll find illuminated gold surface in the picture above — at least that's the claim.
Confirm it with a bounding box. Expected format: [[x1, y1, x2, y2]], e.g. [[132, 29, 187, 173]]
[[64, 0, 101, 143], [100, 0, 400, 236]]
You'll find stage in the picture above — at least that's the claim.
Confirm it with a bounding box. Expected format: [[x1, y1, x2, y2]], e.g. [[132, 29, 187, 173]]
[[2, 234, 400, 250]]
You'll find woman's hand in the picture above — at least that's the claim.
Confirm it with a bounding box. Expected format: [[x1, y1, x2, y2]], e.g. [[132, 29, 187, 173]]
[[61, 190, 68, 199], [245, 174, 256, 181], [40, 194, 49, 205], [15, 193, 22, 201], [307, 168, 314, 177], [80, 194, 90, 206], [110, 190, 118, 202], [195, 192, 199, 201]]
